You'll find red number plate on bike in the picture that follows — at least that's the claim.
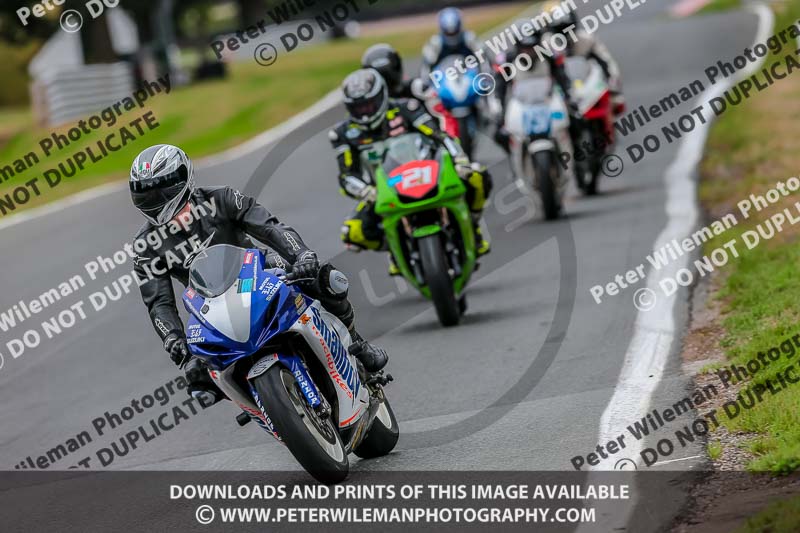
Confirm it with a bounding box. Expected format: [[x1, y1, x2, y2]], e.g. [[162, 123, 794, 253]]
[[387, 161, 440, 199]]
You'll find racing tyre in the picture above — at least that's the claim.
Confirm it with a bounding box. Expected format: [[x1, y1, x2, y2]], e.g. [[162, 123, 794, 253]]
[[419, 234, 460, 326], [585, 122, 605, 196], [533, 150, 561, 220], [253, 365, 349, 483], [574, 128, 592, 193], [353, 396, 399, 459], [457, 116, 475, 158]]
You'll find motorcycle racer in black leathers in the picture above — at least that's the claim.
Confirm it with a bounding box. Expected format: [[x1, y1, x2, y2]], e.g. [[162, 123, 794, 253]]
[[421, 7, 482, 79], [362, 44, 423, 102], [129, 144, 388, 403], [542, 1, 625, 117], [329, 69, 492, 275]]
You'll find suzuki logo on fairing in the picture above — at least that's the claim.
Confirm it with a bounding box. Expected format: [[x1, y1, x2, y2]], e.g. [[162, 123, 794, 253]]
[[310, 307, 360, 398]]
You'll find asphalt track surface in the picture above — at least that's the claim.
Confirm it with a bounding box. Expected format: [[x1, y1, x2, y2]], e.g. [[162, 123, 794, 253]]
[[0, 2, 763, 530]]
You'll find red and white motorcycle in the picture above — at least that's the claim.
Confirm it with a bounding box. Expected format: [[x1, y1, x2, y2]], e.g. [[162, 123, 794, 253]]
[[564, 56, 619, 195]]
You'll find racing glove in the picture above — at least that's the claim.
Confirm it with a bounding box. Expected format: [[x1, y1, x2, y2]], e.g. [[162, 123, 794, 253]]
[[359, 185, 377, 203], [286, 250, 320, 282], [164, 333, 191, 368], [454, 156, 477, 180]]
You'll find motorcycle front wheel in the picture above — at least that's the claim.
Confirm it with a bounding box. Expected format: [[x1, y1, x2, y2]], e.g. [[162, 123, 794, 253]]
[[254, 365, 349, 483], [419, 234, 461, 326]]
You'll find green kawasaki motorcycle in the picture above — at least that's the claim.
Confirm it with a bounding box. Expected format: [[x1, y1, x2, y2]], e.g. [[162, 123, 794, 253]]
[[367, 132, 477, 327]]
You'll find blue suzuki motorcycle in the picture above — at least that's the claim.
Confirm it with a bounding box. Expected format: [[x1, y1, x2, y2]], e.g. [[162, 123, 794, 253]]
[[182, 244, 398, 483], [432, 54, 483, 158]]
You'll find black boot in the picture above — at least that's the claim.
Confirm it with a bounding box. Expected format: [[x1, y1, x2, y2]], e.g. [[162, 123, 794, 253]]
[[185, 358, 224, 406], [348, 330, 388, 372]]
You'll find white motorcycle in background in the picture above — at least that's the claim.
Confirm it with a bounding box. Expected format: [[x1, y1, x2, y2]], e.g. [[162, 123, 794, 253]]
[[504, 73, 573, 220], [565, 56, 616, 195]]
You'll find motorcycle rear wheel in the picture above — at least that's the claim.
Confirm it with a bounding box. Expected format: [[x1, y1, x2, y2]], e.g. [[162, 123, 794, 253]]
[[419, 234, 461, 326], [254, 365, 349, 483]]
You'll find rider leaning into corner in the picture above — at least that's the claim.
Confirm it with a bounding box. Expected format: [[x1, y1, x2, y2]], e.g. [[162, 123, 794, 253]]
[[329, 69, 493, 275], [129, 144, 388, 404], [541, 1, 626, 117]]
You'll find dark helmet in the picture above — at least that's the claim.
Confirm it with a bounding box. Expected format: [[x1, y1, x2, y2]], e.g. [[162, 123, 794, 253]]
[[342, 68, 388, 130], [543, 1, 578, 34], [515, 19, 543, 50], [438, 7, 463, 47], [361, 43, 403, 94], [129, 144, 194, 226]]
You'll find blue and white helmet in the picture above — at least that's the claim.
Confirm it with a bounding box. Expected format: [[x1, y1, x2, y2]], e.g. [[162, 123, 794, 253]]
[[438, 7, 464, 47], [130, 144, 195, 226]]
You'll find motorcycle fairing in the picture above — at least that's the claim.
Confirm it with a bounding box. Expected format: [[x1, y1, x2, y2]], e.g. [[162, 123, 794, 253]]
[[289, 302, 369, 429], [388, 160, 440, 200], [434, 55, 481, 110], [183, 248, 368, 432], [183, 251, 303, 370]]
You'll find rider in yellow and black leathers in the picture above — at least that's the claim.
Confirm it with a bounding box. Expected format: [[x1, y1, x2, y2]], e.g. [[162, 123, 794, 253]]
[[329, 69, 492, 273]]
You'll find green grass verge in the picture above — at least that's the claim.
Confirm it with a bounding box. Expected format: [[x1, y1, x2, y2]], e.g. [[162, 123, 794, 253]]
[[699, 0, 800, 474], [735, 493, 800, 532], [0, 4, 525, 214], [708, 440, 723, 461], [699, 0, 742, 15]]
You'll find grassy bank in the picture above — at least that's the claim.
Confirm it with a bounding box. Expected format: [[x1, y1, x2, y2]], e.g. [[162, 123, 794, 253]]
[[0, 3, 525, 215], [699, 0, 800, 474], [699, 0, 741, 14]]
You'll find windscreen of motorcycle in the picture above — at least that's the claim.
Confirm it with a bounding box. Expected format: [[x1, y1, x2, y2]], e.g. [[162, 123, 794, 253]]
[[511, 77, 553, 105], [189, 244, 247, 298], [188, 244, 253, 344], [435, 54, 479, 108], [379, 133, 435, 176]]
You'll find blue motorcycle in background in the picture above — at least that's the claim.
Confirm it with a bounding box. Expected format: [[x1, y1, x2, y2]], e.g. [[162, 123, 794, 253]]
[[431, 54, 482, 158], [182, 244, 398, 483]]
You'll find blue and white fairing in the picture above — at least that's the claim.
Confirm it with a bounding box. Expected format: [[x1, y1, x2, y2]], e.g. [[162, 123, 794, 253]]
[[182, 249, 303, 368], [181, 247, 368, 435], [434, 55, 481, 111]]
